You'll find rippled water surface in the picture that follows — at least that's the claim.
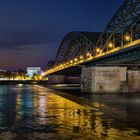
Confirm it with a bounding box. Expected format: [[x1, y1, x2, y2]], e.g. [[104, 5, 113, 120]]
[[0, 85, 140, 139]]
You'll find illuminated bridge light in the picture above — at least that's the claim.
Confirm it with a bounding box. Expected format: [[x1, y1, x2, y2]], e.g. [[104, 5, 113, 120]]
[[108, 42, 114, 49], [86, 53, 90, 57], [96, 48, 101, 54], [70, 60, 73, 64], [41, 72, 45, 76], [80, 55, 83, 60], [124, 34, 131, 42], [86, 53, 93, 59], [61, 64, 65, 68], [74, 58, 78, 62]]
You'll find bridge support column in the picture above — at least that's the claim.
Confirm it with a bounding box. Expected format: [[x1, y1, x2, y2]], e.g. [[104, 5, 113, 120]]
[[128, 71, 140, 92], [48, 75, 81, 84], [48, 75, 66, 84], [81, 67, 128, 93]]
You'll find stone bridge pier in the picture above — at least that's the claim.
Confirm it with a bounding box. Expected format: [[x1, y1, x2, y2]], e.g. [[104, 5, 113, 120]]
[[81, 66, 140, 93], [48, 75, 81, 84]]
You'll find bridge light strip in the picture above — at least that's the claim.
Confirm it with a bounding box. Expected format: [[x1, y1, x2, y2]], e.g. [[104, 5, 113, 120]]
[[44, 38, 140, 76]]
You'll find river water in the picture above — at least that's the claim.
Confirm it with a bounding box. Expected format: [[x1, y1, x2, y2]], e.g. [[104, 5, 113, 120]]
[[0, 84, 140, 140]]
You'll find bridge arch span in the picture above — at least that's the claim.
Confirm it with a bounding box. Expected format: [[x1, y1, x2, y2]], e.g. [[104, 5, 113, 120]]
[[55, 32, 100, 65]]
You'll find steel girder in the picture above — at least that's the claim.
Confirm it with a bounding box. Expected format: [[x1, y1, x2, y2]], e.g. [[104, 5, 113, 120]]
[[55, 32, 100, 65], [97, 46, 140, 64], [94, 0, 140, 54], [49, 0, 140, 69]]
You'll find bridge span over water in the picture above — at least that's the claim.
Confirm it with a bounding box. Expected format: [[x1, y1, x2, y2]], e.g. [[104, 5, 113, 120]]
[[45, 0, 140, 75], [44, 0, 140, 93]]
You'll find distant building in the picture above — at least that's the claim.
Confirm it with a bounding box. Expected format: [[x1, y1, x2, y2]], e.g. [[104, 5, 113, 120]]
[[27, 67, 42, 78]]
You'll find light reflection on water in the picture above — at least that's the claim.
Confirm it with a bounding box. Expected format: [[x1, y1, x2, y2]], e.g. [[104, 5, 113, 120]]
[[0, 85, 139, 139]]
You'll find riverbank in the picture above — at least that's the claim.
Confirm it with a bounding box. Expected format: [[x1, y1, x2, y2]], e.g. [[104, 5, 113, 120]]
[[0, 80, 48, 85]]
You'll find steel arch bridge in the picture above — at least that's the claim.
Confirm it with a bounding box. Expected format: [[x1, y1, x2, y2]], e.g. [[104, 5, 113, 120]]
[[55, 32, 101, 65], [44, 0, 140, 75]]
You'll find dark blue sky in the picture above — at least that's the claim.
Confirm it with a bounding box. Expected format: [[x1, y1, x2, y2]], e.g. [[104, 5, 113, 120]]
[[0, 0, 122, 70]]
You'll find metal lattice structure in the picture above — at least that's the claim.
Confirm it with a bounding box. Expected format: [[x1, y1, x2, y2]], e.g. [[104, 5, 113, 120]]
[[45, 0, 140, 75], [94, 0, 140, 54], [55, 32, 100, 65]]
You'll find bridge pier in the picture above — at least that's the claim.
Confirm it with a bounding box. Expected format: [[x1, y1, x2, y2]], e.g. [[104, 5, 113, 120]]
[[48, 75, 66, 84], [48, 75, 81, 84], [128, 71, 140, 92], [81, 67, 140, 93]]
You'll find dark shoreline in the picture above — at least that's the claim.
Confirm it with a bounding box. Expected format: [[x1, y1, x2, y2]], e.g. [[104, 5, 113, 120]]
[[0, 80, 48, 85], [0, 82, 140, 95], [45, 84, 140, 96]]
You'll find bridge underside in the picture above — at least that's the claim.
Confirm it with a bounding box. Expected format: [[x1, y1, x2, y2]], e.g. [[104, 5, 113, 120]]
[[48, 66, 81, 76]]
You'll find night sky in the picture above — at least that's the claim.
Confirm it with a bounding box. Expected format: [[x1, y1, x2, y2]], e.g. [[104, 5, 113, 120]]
[[0, 0, 122, 70]]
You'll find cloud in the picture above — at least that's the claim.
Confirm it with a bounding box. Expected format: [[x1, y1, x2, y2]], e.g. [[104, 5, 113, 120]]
[[0, 42, 58, 70], [0, 29, 60, 51], [0, 29, 59, 70]]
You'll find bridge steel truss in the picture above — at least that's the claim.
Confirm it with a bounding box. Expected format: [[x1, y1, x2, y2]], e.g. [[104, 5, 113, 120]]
[[46, 0, 140, 73], [55, 32, 100, 65], [94, 0, 140, 55]]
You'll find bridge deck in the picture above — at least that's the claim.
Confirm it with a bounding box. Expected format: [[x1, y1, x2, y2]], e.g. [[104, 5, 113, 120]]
[[44, 39, 140, 75]]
